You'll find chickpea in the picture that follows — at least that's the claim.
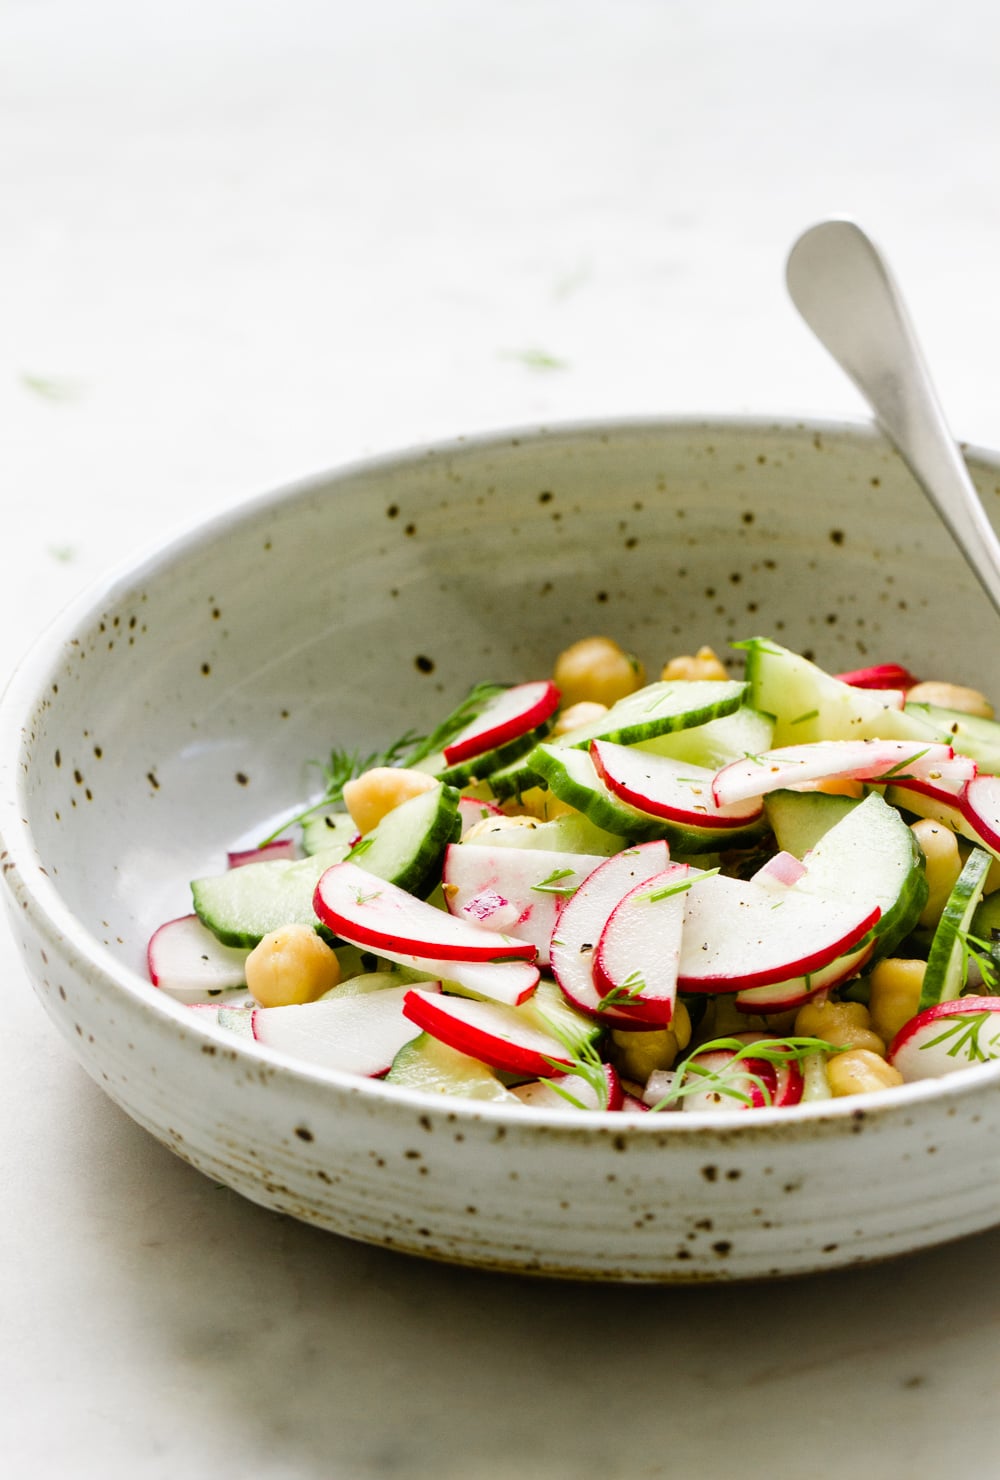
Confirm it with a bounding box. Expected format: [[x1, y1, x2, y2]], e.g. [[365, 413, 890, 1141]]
[[911, 819, 962, 928], [827, 1048, 904, 1097], [660, 645, 729, 683], [553, 637, 646, 708], [868, 958, 926, 1043], [793, 998, 886, 1056], [343, 767, 438, 835], [611, 1003, 692, 1081], [552, 700, 608, 737], [245, 923, 341, 1007], [906, 680, 994, 719]]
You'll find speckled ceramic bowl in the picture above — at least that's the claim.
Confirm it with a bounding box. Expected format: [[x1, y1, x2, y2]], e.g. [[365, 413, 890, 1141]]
[[4, 417, 1000, 1281]]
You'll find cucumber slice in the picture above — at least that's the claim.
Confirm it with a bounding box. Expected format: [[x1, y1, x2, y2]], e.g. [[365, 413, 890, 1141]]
[[431, 723, 552, 787], [636, 706, 775, 768], [529, 743, 764, 852], [462, 810, 624, 856], [193, 784, 460, 947], [739, 638, 948, 746], [795, 791, 928, 959], [301, 810, 359, 858], [905, 702, 1000, 773], [529, 743, 672, 842], [919, 847, 993, 1009], [193, 846, 350, 948], [346, 782, 461, 896], [554, 680, 748, 749], [971, 888, 1000, 942], [386, 1032, 520, 1102], [764, 790, 862, 859], [466, 749, 545, 802]]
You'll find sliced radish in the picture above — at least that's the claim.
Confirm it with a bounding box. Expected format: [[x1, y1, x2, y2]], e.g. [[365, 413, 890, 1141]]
[[734, 940, 875, 1013], [885, 755, 977, 803], [313, 860, 536, 961], [591, 864, 691, 1026], [251, 982, 436, 1076], [372, 944, 540, 1007], [591, 741, 762, 828], [401, 989, 575, 1077], [458, 796, 505, 835], [712, 739, 954, 807], [835, 662, 920, 690], [549, 841, 672, 1026], [678, 872, 879, 992], [443, 680, 560, 765], [620, 1091, 650, 1113], [442, 843, 602, 966], [729, 1033, 804, 1106], [676, 1050, 779, 1113], [227, 838, 297, 869], [959, 775, 1000, 850], [887, 996, 1000, 1081], [511, 1064, 623, 1111], [147, 914, 249, 1003]]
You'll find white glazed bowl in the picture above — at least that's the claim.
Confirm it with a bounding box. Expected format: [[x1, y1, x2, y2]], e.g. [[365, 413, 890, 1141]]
[[4, 417, 1000, 1282]]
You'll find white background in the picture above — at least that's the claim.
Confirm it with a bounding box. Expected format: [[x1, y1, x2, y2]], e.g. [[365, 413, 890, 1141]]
[[2, 3, 1000, 1476]]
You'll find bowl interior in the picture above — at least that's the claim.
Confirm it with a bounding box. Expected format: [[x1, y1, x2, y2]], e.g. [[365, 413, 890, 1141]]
[[9, 417, 1000, 984]]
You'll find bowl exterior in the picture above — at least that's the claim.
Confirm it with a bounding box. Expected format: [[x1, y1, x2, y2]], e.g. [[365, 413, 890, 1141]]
[[4, 416, 1000, 1280]]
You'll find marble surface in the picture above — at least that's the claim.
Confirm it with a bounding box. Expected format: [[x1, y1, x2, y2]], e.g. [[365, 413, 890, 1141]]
[[3, 2, 1000, 1475]]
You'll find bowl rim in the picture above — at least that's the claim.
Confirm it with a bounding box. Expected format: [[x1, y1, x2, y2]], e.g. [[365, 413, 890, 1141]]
[[4, 410, 1000, 1131]]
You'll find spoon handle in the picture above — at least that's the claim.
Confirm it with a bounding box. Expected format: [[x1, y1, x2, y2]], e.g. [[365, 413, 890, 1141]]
[[786, 219, 1000, 618]]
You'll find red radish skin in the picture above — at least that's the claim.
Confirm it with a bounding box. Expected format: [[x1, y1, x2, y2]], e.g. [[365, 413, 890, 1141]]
[[712, 740, 954, 808], [734, 941, 875, 1014], [443, 680, 560, 765], [549, 842, 674, 1027], [678, 872, 880, 992], [591, 864, 691, 1026], [835, 663, 920, 690], [147, 914, 249, 1002], [313, 860, 537, 962], [251, 983, 438, 1077], [227, 839, 297, 869], [677, 1050, 780, 1113], [591, 741, 762, 828], [888, 996, 1000, 1081], [401, 988, 575, 1077], [959, 775, 1000, 850]]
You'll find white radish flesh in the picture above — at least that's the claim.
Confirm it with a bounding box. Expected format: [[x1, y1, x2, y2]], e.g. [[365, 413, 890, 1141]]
[[591, 741, 762, 827], [313, 860, 536, 961], [548, 842, 672, 1025], [147, 914, 249, 1003], [442, 843, 602, 966], [252, 983, 436, 1076], [592, 864, 691, 1026], [678, 873, 879, 992], [712, 739, 954, 807]]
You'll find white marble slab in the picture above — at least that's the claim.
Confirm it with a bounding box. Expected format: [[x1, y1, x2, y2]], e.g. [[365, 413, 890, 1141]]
[[3, 2, 1000, 1474]]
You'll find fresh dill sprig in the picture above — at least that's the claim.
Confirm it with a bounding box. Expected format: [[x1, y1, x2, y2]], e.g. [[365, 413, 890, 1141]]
[[258, 681, 509, 844], [954, 929, 1000, 995], [645, 1035, 846, 1113], [536, 1013, 610, 1111], [918, 1010, 1000, 1064], [596, 968, 647, 1011]]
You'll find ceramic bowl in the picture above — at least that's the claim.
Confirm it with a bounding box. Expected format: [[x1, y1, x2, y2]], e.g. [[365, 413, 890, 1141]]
[[4, 416, 1000, 1282]]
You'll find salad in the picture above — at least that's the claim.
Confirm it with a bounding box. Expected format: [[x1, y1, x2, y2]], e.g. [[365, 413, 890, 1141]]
[[147, 634, 1000, 1114]]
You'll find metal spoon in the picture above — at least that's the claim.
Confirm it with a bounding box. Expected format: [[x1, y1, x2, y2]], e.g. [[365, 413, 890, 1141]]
[[785, 218, 1000, 618]]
